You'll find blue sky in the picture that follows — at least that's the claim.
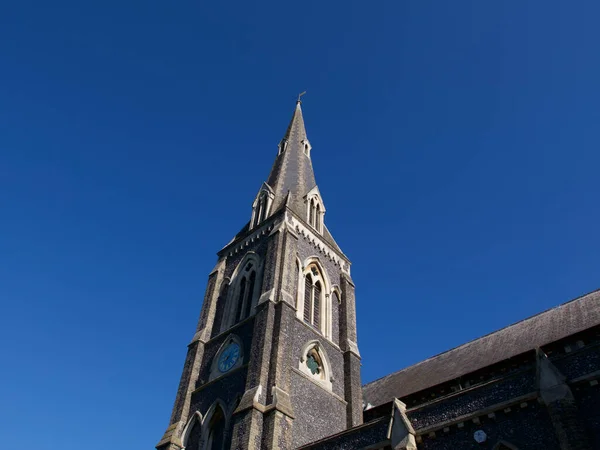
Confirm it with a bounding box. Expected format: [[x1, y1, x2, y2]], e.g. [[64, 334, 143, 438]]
[[1, 1, 599, 449]]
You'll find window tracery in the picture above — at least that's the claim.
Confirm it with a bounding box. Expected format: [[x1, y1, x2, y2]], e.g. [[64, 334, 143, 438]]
[[205, 406, 225, 450], [296, 259, 332, 340], [250, 184, 274, 229], [305, 188, 324, 233], [302, 267, 323, 331], [182, 412, 202, 450], [233, 261, 257, 323], [222, 253, 262, 331], [299, 340, 332, 390]]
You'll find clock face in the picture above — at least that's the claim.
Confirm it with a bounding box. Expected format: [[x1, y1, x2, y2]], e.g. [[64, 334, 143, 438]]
[[473, 430, 487, 443], [218, 342, 241, 373]]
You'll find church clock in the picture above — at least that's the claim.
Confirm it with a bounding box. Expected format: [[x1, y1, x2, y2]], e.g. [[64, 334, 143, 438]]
[[217, 341, 240, 373]]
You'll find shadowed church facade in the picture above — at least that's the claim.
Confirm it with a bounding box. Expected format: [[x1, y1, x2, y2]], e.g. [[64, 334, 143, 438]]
[[156, 101, 600, 450]]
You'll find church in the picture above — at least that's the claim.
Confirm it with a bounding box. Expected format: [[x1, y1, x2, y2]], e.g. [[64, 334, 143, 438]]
[[156, 100, 600, 450]]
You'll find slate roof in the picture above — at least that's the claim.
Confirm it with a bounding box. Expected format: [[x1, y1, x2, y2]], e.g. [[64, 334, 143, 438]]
[[266, 101, 317, 222], [363, 289, 600, 408]]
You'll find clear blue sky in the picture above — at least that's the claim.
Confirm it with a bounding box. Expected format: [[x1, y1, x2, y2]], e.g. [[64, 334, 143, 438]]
[[1, 1, 599, 449]]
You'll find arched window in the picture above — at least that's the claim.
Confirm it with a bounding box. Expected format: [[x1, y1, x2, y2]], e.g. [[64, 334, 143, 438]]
[[315, 204, 321, 231], [297, 261, 331, 338], [303, 271, 322, 331], [234, 263, 256, 323], [278, 138, 288, 155], [211, 281, 230, 338], [224, 254, 263, 330], [314, 281, 321, 328], [205, 406, 225, 450], [182, 412, 202, 450], [298, 340, 332, 390], [305, 189, 325, 233], [244, 271, 256, 318], [235, 277, 246, 322], [257, 193, 267, 224], [250, 184, 274, 229], [304, 275, 312, 322]]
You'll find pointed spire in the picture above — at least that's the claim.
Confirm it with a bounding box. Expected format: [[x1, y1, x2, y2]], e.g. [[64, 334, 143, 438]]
[[265, 99, 317, 221]]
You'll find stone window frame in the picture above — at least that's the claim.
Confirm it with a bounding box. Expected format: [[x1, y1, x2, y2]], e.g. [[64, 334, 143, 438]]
[[208, 334, 244, 382], [304, 186, 325, 233], [222, 252, 263, 330], [200, 400, 228, 450], [296, 256, 333, 341], [181, 400, 232, 450], [250, 183, 275, 229], [181, 411, 203, 449], [301, 138, 312, 158], [298, 339, 333, 391], [278, 138, 288, 155]]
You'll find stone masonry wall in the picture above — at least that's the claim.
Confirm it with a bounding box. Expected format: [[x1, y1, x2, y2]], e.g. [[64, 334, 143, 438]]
[[418, 401, 559, 450]]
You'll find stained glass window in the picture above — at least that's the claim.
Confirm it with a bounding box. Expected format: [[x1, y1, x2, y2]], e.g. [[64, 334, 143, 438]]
[[306, 354, 321, 375]]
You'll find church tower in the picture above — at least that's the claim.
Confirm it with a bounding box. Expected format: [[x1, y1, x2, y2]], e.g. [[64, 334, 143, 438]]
[[156, 100, 362, 450]]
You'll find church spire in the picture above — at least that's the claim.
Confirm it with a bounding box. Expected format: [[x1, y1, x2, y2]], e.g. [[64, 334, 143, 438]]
[[265, 99, 318, 223]]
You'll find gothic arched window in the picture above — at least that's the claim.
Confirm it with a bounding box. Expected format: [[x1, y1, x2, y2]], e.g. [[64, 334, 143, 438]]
[[303, 271, 322, 331], [250, 184, 274, 229], [305, 189, 324, 233], [315, 204, 321, 231], [257, 192, 267, 224], [235, 277, 247, 322], [224, 254, 263, 331], [298, 262, 330, 336], [182, 412, 202, 450], [234, 262, 256, 323], [299, 340, 332, 390], [244, 271, 256, 318], [205, 405, 226, 450], [304, 275, 312, 322]]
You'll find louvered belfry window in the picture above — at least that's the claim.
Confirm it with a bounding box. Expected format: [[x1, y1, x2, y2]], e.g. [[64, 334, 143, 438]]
[[236, 277, 246, 322], [313, 281, 321, 330], [244, 271, 256, 318], [304, 276, 312, 322], [235, 262, 258, 324]]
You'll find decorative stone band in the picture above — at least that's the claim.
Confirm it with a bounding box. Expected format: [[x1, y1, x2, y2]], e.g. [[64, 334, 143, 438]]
[[223, 223, 275, 258], [287, 215, 350, 274]]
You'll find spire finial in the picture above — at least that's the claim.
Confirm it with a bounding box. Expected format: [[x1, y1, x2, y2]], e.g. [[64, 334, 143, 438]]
[[297, 91, 306, 104]]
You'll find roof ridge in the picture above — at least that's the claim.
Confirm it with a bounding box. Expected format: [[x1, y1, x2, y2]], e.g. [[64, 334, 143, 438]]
[[363, 287, 600, 389]]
